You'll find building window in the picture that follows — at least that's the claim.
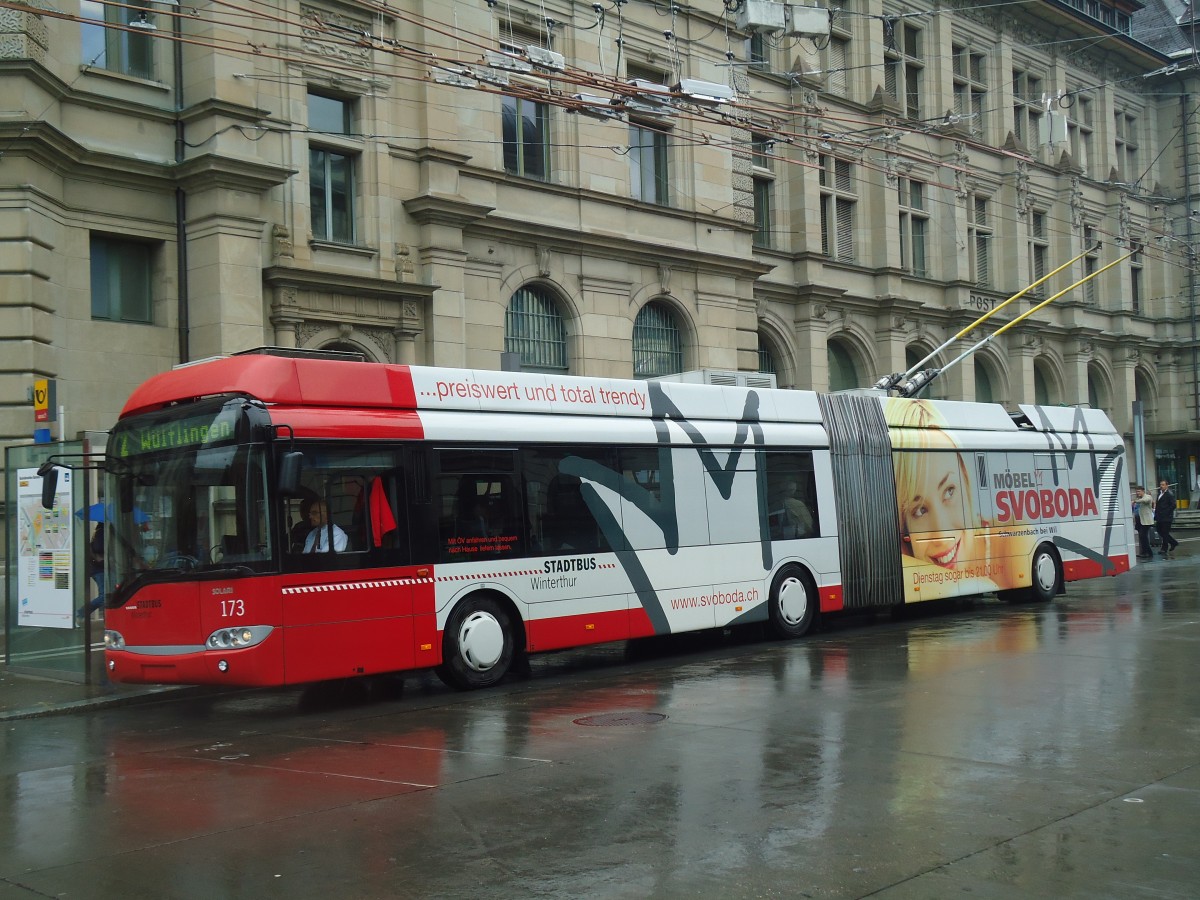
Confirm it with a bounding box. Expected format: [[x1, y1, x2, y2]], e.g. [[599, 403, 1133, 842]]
[[823, 1, 852, 97], [1083, 226, 1099, 305], [747, 32, 769, 71], [898, 176, 928, 277], [633, 301, 683, 378], [758, 334, 777, 374], [974, 359, 995, 404], [309, 92, 351, 134], [1114, 109, 1139, 181], [499, 24, 552, 180], [819, 154, 856, 262], [308, 91, 357, 244], [503, 96, 551, 180], [952, 43, 987, 136], [1130, 242, 1143, 314], [754, 178, 773, 248], [883, 20, 922, 119], [630, 122, 669, 205], [91, 235, 153, 323], [505, 286, 568, 372], [1034, 365, 1052, 406], [752, 133, 774, 248], [827, 340, 859, 392], [1012, 68, 1044, 158], [968, 194, 992, 287], [1028, 209, 1048, 297], [81, 0, 154, 78], [1067, 93, 1093, 176]]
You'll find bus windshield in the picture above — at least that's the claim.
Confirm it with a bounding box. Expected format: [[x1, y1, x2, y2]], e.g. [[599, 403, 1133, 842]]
[[105, 399, 275, 603]]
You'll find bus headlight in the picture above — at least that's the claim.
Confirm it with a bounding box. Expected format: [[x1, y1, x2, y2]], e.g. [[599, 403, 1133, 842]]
[[205, 625, 273, 650], [105, 630, 125, 651]]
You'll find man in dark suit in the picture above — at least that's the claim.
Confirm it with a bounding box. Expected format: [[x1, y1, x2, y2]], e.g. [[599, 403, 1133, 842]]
[[1155, 479, 1180, 558]]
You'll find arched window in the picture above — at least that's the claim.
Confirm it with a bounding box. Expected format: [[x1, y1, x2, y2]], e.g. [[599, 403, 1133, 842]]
[[1034, 362, 1054, 406], [757, 333, 777, 375], [1135, 369, 1155, 428], [827, 340, 859, 392], [974, 358, 995, 404], [633, 301, 683, 378], [1087, 362, 1109, 411], [505, 285, 568, 372]]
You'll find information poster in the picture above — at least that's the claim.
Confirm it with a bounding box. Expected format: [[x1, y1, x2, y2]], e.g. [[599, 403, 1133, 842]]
[[15, 467, 74, 628]]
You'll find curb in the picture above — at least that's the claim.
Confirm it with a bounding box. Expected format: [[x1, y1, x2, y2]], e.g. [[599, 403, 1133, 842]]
[[0, 684, 220, 722]]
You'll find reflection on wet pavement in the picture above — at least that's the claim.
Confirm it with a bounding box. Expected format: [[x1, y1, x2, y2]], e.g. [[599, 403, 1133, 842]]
[[2, 549, 1199, 898]]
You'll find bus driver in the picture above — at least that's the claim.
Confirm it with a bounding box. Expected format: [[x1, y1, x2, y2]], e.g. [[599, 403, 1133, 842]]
[[303, 500, 348, 553]]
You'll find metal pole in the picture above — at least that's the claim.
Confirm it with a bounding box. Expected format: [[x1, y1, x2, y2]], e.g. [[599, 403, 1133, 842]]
[[898, 245, 1099, 381], [1133, 400, 1147, 489], [172, 3, 189, 364], [900, 251, 1134, 396]]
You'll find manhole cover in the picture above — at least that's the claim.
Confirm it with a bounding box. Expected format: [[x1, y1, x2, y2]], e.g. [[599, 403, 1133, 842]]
[[573, 712, 667, 727]]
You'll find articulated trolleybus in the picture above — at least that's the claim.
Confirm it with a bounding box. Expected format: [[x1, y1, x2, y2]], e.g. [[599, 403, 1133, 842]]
[[93, 349, 1132, 690]]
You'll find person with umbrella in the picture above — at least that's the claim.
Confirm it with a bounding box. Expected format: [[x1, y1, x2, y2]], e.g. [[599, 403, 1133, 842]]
[[74, 502, 148, 620], [77, 521, 105, 621]]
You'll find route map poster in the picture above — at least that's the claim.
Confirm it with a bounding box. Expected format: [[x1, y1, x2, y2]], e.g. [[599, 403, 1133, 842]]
[[16, 467, 74, 628]]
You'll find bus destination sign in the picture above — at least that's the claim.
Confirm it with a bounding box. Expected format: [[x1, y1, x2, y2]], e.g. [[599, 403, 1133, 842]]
[[114, 414, 235, 457]]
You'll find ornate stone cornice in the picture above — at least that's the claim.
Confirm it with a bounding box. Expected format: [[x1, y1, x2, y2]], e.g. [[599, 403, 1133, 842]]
[[402, 194, 494, 228], [263, 265, 438, 304], [175, 153, 295, 194]]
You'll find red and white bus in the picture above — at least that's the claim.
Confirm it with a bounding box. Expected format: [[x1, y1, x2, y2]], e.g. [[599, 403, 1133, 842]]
[[89, 349, 1133, 689]]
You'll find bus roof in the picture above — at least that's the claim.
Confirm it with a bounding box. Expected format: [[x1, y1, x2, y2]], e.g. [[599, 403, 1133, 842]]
[[119, 354, 1118, 436], [120, 355, 826, 424]]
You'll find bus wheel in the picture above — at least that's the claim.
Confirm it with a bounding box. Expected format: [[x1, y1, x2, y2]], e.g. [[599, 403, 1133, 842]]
[[1029, 544, 1061, 602], [767, 566, 816, 639], [436, 595, 514, 691]]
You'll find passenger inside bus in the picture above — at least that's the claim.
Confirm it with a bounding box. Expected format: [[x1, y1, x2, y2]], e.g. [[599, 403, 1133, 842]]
[[768, 478, 816, 540]]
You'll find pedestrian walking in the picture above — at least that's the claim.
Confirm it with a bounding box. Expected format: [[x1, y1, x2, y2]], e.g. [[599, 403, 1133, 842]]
[[1155, 479, 1180, 558], [1133, 486, 1154, 558]]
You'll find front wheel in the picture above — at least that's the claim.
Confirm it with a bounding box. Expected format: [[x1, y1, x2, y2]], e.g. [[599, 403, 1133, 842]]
[[436, 595, 515, 691], [767, 566, 816, 639]]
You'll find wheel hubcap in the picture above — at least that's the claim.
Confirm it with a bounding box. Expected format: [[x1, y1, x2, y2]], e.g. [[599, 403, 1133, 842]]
[[777, 577, 808, 626], [1034, 553, 1057, 593], [457, 611, 504, 671]]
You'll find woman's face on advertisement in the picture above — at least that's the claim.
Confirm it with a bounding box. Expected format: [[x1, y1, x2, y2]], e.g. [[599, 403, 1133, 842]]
[[902, 452, 967, 568]]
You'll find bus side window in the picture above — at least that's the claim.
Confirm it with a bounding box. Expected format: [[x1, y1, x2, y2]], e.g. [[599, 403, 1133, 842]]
[[435, 474, 521, 561], [524, 447, 616, 556], [765, 451, 820, 540]]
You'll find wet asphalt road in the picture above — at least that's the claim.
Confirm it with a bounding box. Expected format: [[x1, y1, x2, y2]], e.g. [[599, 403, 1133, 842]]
[[1, 549, 1198, 900]]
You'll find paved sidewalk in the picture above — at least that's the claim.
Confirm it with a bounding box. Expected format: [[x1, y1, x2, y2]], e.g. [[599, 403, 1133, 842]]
[[0, 665, 196, 721]]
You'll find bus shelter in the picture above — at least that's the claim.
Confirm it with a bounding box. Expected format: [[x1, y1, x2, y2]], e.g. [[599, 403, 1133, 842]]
[[4, 439, 105, 683]]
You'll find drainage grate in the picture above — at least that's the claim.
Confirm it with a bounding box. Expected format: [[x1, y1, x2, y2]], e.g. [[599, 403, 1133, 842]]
[[573, 712, 667, 727]]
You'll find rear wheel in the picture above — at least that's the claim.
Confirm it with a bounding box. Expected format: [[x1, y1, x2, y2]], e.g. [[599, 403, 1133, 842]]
[[1029, 544, 1061, 602], [436, 595, 515, 691], [767, 566, 816, 639]]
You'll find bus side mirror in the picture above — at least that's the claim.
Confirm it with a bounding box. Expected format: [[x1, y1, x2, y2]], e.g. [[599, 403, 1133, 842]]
[[278, 451, 304, 496], [38, 463, 58, 510]]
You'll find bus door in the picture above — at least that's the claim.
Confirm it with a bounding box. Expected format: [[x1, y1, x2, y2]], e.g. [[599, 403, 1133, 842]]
[[280, 446, 420, 683]]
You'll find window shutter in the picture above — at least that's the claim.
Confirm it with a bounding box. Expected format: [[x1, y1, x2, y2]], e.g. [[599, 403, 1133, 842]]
[[836, 198, 854, 261]]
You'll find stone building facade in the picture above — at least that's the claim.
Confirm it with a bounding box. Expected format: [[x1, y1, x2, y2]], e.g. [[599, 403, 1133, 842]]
[[1, 0, 1199, 523]]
